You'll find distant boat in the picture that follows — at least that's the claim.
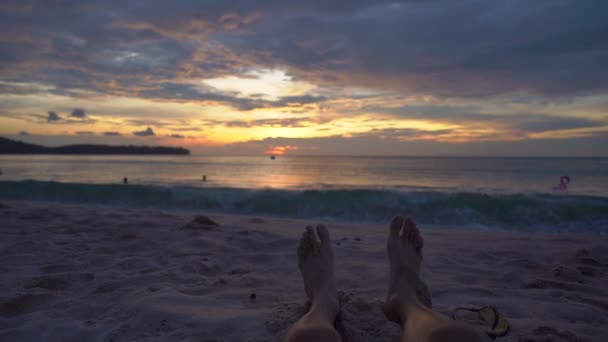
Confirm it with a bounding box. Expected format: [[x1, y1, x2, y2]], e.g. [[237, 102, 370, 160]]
[[270, 155, 276, 160]]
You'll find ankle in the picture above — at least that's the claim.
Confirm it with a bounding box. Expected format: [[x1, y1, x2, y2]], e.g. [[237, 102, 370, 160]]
[[402, 297, 430, 318], [385, 290, 424, 324], [310, 292, 339, 321]]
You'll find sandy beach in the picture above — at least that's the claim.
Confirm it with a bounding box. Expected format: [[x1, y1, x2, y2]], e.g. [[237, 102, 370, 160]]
[[1, 200, 606, 341]]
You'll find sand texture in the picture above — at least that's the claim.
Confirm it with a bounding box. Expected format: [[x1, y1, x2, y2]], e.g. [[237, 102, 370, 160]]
[[1, 200, 607, 341]]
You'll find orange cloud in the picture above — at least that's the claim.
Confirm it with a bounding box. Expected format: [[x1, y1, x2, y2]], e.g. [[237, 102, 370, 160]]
[[264, 145, 298, 155]]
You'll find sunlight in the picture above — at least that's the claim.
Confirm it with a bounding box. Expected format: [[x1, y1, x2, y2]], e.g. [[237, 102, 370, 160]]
[[201, 69, 316, 101], [264, 145, 298, 155]]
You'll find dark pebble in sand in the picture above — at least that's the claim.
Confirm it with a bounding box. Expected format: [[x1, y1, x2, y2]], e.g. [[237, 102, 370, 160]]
[[249, 293, 256, 300], [192, 215, 219, 226], [354, 237, 361, 241], [121, 233, 137, 240], [193, 215, 218, 225], [202, 257, 209, 261], [575, 248, 589, 257], [229, 268, 250, 275], [578, 257, 600, 266], [552, 266, 562, 277], [577, 266, 597, 277], [250, 218, 265, 224], [182, 215, 220, 230], [335, 242, 341, 245]]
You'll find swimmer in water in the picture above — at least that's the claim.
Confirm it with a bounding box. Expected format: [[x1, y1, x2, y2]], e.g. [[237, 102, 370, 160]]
[[554, 175, 570, 192]]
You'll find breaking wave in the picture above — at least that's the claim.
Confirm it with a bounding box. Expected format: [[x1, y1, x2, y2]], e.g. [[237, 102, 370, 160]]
[[1, 180, 607, 233]]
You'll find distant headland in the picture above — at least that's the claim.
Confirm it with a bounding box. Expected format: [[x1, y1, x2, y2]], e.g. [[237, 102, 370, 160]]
[[0, 137, 190, 155]]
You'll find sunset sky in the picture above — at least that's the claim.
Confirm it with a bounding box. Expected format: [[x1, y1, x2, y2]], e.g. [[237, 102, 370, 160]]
[[1, 0, 607, 156]]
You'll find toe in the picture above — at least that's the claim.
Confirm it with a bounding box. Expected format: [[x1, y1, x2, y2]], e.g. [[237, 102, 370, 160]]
[[389, 216, 404, 240], [306, 225, 321, 247], [316, 224, 330, 244], [413, 228, 424, 256], [408, 224, 418, 244], [297, 230, 311, 268], [402, 217, 416, 241]]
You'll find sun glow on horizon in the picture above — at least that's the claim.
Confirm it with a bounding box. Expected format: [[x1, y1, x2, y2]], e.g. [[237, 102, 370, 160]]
[[264, 145, 299, 155]]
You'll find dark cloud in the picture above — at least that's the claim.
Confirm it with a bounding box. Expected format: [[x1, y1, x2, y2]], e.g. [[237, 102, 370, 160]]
[[139, 82, 327, 110], [2, 1, 606, 101], [133, 127, 156, 136], [75, 131, 95, 135], [103, 131, 122, 136], [41, 110, 96, 124], [215, 132, 608, 157], [515, 116, 605, 133], [71, 108, 86, 118], [18, 130, 29, 136], [169, 134, 185, 138], [371, 103, 608, 134], [230, 0, 608, 98], [47, 111, 61, 122], [225, 118, 311, 128]]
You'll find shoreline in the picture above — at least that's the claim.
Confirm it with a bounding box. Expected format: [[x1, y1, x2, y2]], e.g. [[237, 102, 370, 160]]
[[1, 200, 607, 341]]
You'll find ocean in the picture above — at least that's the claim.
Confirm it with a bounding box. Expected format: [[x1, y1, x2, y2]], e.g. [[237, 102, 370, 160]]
[[1, 155, 607, 232]]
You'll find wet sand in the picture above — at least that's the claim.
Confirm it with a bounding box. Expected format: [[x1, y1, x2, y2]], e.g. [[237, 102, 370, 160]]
[[1, 200, 606, 341]]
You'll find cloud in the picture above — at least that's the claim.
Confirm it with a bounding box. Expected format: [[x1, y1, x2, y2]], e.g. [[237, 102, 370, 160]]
[[371, 103, 608, 135], [224, 118, 311, 128], [133, 127, 156, 136], [103, 131, 122, 136], [514, 116, 605, 133], [169, 134, 185, 138], [75, 131, 95, 135], [1, 1, 607, 102], [18, 130, 29, 136], [71, 108, 86, 118], [229, 1, 608, 98], [216, 132, 608, 157], [139, 82, 327, 111], [47, 111, 61, 122], [1, 0, 607, 157]]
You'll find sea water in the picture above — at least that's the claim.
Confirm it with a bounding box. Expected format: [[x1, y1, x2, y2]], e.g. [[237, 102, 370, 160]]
[[0, 155, 607, 232]]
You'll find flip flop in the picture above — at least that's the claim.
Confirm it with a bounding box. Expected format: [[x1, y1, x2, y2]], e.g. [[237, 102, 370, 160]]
[[450, 306, 509, 339]]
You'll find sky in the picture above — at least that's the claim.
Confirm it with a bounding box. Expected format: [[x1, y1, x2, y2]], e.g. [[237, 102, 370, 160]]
[[1, 0, 607, 156]]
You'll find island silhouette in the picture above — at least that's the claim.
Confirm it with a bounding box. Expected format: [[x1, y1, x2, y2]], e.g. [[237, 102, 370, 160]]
[[0, 137, 189, 155]]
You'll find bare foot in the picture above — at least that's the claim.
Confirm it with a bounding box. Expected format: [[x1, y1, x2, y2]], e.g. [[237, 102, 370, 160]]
[[384, 216, 424, 323], [297, 225, 339, 319]]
